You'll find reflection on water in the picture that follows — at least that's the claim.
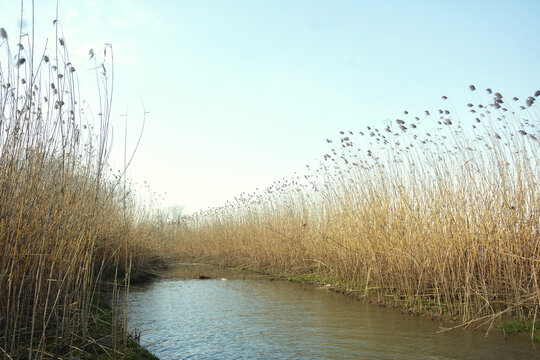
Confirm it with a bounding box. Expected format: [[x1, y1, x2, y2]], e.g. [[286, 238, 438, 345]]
[[122, 265, 538, 359]]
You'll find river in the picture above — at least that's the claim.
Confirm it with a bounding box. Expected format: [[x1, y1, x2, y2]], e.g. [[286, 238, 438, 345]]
[[119, 264, 539, 359]]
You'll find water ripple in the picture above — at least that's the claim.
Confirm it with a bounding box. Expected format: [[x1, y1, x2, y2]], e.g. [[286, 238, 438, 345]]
[[122, 278, 539, 360]]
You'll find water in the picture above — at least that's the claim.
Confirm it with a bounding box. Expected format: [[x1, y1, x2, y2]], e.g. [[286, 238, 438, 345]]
[[121, 264, 539, 359]]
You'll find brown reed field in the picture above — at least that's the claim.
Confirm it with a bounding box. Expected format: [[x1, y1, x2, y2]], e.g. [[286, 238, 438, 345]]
[[0, 14, 176, 360], [174, 87, 540, 337]]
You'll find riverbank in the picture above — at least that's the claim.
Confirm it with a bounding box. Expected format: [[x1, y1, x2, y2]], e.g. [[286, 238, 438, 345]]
[[273, 269, 540, 342], [284, 271, 540, 341], [77, 294, 159, 360]]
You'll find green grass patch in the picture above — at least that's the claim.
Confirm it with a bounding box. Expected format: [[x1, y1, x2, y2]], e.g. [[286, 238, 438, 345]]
[[289, 272, 330, 284], [500, 320, 540, 341]]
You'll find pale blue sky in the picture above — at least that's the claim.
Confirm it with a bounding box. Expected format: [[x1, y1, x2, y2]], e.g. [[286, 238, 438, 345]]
[[1, 1, 539, 213]]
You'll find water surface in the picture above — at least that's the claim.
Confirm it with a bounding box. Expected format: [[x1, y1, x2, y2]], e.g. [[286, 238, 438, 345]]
[[122, 264, 538, 359]]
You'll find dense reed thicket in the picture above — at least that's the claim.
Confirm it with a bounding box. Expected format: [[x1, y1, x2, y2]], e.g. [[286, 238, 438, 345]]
[[0, 18, 173, 359], [175, 87, 540, 335]]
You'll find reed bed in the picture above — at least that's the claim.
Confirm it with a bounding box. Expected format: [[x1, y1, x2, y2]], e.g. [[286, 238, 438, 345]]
[[0, 16, 172, 359], [176, 87, 540, 334]]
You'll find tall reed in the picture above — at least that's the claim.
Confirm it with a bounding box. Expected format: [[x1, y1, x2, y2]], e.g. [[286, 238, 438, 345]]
[[175, 88, 540, 333], [0, 11, 172, 359]]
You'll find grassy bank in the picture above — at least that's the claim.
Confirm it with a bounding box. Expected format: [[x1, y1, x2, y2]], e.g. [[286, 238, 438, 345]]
[[174, 87, 540, 338], [47, 295, 158, 360], [0, 11, 174, 359]]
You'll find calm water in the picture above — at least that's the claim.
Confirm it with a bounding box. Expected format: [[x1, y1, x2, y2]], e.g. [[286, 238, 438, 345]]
[[120, 264, 539, 359]]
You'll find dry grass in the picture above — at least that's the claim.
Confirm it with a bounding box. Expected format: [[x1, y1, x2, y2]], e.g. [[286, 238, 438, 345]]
[[0, 13, 174, 359], [175, 87, 540, 335]]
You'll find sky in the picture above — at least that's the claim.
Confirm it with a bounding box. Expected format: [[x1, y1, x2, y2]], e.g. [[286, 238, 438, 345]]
[[1, 0, 539, 214]]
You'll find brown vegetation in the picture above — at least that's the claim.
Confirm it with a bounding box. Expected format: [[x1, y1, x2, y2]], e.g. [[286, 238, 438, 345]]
[[0, 16, 173, 359], [174, 87, 540, 337]]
